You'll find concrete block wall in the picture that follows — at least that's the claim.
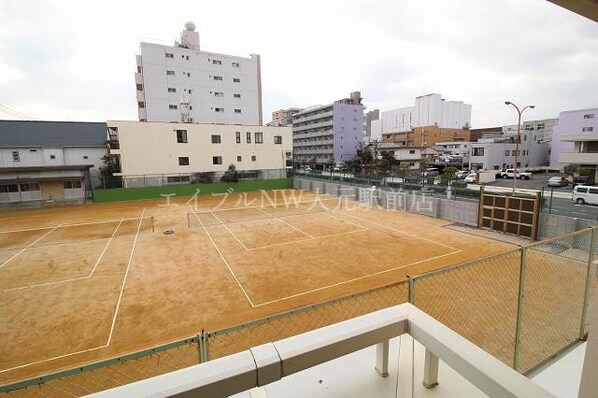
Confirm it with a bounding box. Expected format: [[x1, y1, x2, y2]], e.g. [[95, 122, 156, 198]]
[[538, 213, 596, 239]]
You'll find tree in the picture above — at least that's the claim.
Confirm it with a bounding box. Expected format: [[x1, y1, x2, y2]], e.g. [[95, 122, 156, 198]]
[[376, 150, 398, 175], [99, 154, 120, 176], [221, 164, 239, 183], [563, 164, 579, 177], [441, 166, 459, 182]]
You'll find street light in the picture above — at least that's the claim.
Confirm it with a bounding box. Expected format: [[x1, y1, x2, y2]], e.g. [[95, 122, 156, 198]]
[[505, 101, 535, 195]]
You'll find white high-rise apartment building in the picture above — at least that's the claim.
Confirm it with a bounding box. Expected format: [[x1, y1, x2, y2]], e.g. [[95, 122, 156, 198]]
[[135, 22, 263, 125], [380, 93, 472, 133]]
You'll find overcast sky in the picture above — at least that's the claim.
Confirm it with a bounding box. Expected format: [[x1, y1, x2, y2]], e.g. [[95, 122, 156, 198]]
[[0, 0, 597, 127]]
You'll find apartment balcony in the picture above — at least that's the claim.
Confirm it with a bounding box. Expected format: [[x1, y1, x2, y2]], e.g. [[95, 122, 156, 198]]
[[561, 134, 598, 142], [293, 109, 334, 124], [294, 148, 334, 155], [294, 131, 334, 140], [559, 152, 598, 165], [91, 304, 567, 398], [294, 139, 334, 148], [293, 119, 334, 132]]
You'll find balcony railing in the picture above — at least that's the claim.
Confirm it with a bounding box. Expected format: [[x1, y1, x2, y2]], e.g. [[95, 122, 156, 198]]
[[559, 152, 598, 164], [90, 304, 554, 398]]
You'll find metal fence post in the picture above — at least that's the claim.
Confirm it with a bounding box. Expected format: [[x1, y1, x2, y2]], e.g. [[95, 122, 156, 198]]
[[408, 276, 416, 305], [198, 330, 208, 363], [580, 228, 597, 340], [513, 247, 527, 371]]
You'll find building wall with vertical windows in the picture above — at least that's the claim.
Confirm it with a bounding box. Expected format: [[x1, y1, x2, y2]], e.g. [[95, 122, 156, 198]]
[[135, 22, 262, 125], [292, 92, 364, 164], [106, 121, 291, 176]]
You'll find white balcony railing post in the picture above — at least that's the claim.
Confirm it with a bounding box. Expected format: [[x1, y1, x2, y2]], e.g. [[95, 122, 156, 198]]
[[375, 340, 389, 377], [422, 348, 439, 388]]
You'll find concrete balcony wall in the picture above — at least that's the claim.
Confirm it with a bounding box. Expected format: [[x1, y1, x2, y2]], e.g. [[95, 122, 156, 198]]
[[559, 152, 598, 164]]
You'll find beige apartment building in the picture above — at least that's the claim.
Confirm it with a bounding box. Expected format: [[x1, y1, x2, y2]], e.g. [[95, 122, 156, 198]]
[[107, 121, 292, 186]]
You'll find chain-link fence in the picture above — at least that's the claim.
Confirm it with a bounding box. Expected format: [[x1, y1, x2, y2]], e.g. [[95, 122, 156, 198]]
[[204, 281, 409, 360], [411, 249, 523, 366], [0, 338, 199, 397], [297, 170, 481, 202], [517, 229, 597, 373], [101, 168, 291, 189]]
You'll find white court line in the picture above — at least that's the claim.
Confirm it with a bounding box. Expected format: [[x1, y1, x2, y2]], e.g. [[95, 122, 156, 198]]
[[332, 210, 461, 252], [205, 197, 342, 213], [323, 211, 372, 230], [209, 210, 250, 251], [253, 250, 460, 308], [256, 208, 315, 239], [248, 228, 369, 251], [0, 213, 143, 374], [190, 206, 255, 307], [106, 209, 146, 345], [0, 225, 61, 269], [2, 219, 125, 293], [0, 216, 149, 235]]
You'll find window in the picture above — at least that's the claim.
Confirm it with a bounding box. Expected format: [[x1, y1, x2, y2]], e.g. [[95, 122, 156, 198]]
[[409, 150, 415, 154], [137, 66, 142, 73], [233, 93, 241, 98], [523, 135, 527, 141], [246, 132, 251, 143], [232, 62, 240, 67], [251, 155, 256, 161], [583, 127, 594, 132], [136, 84, 143, 91], [169, 104, 178, 110], [536, 123, 545, 130], [274, 136, 282, 145], [211, 135, 221, 144], [12, 151, 20, 162], [83, 156, 88, 159], [165, 52, 174, 58], [213, 59, 222, 65], [215, 107, 224, 113], [234, 109, 242, 113], [505, 150, 510, 156], [255, 132, 263, 143], [166, 70, 175, 76], [212, 156, 222, 165], [168, 87, 176, 93], [178, 157, 190, 166], [472, 147, 484, 156], [233, 78, 240, 83], [0, 184, 18, 193], [590, 188, 598, 195], [213, 76, 223, 81], [236, 132, 241, 143], [577, 187, 588, 193], [63, 180, 82, 189], [186, 72, 191, 77], [138, 101, 145, 108], [29, 149, 37, 152], [584, 114, 595, 119], [188, 89, 192, 94], [176, 129, 188, 143], [237, 156, 242, 162], [214, 92, 224, 97]]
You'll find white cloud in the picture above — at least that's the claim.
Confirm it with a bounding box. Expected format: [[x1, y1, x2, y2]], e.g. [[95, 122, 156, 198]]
[[0, 0, 597, 126]]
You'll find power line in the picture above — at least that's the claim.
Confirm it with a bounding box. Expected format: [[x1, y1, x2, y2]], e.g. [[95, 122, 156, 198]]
[[0, 104, 33, 119]]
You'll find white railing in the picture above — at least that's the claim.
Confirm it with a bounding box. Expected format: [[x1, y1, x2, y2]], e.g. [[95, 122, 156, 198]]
[[90, 303, 553, 398]]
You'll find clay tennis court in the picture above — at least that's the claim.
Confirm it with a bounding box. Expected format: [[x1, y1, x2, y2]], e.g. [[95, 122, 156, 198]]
[[0, 189, 515, 385]]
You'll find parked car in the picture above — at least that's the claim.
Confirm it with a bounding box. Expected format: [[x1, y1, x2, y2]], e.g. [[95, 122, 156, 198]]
[[464, 173, 477, 183], [456, 170, 469, 179], [423, 167, 440, 177], [303, 166, 312, 172], [572, 185, 598, 205], [500, 168, 532, 180], [573, 175, 594, 187], [547, 176, 568, 187]]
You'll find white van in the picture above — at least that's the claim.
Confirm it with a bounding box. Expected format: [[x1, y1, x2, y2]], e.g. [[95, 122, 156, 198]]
[[572, 185, 598, 205]]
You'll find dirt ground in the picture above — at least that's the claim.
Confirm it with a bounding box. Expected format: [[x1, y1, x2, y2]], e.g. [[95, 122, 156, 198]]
[[0, 189, 516, 386]]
